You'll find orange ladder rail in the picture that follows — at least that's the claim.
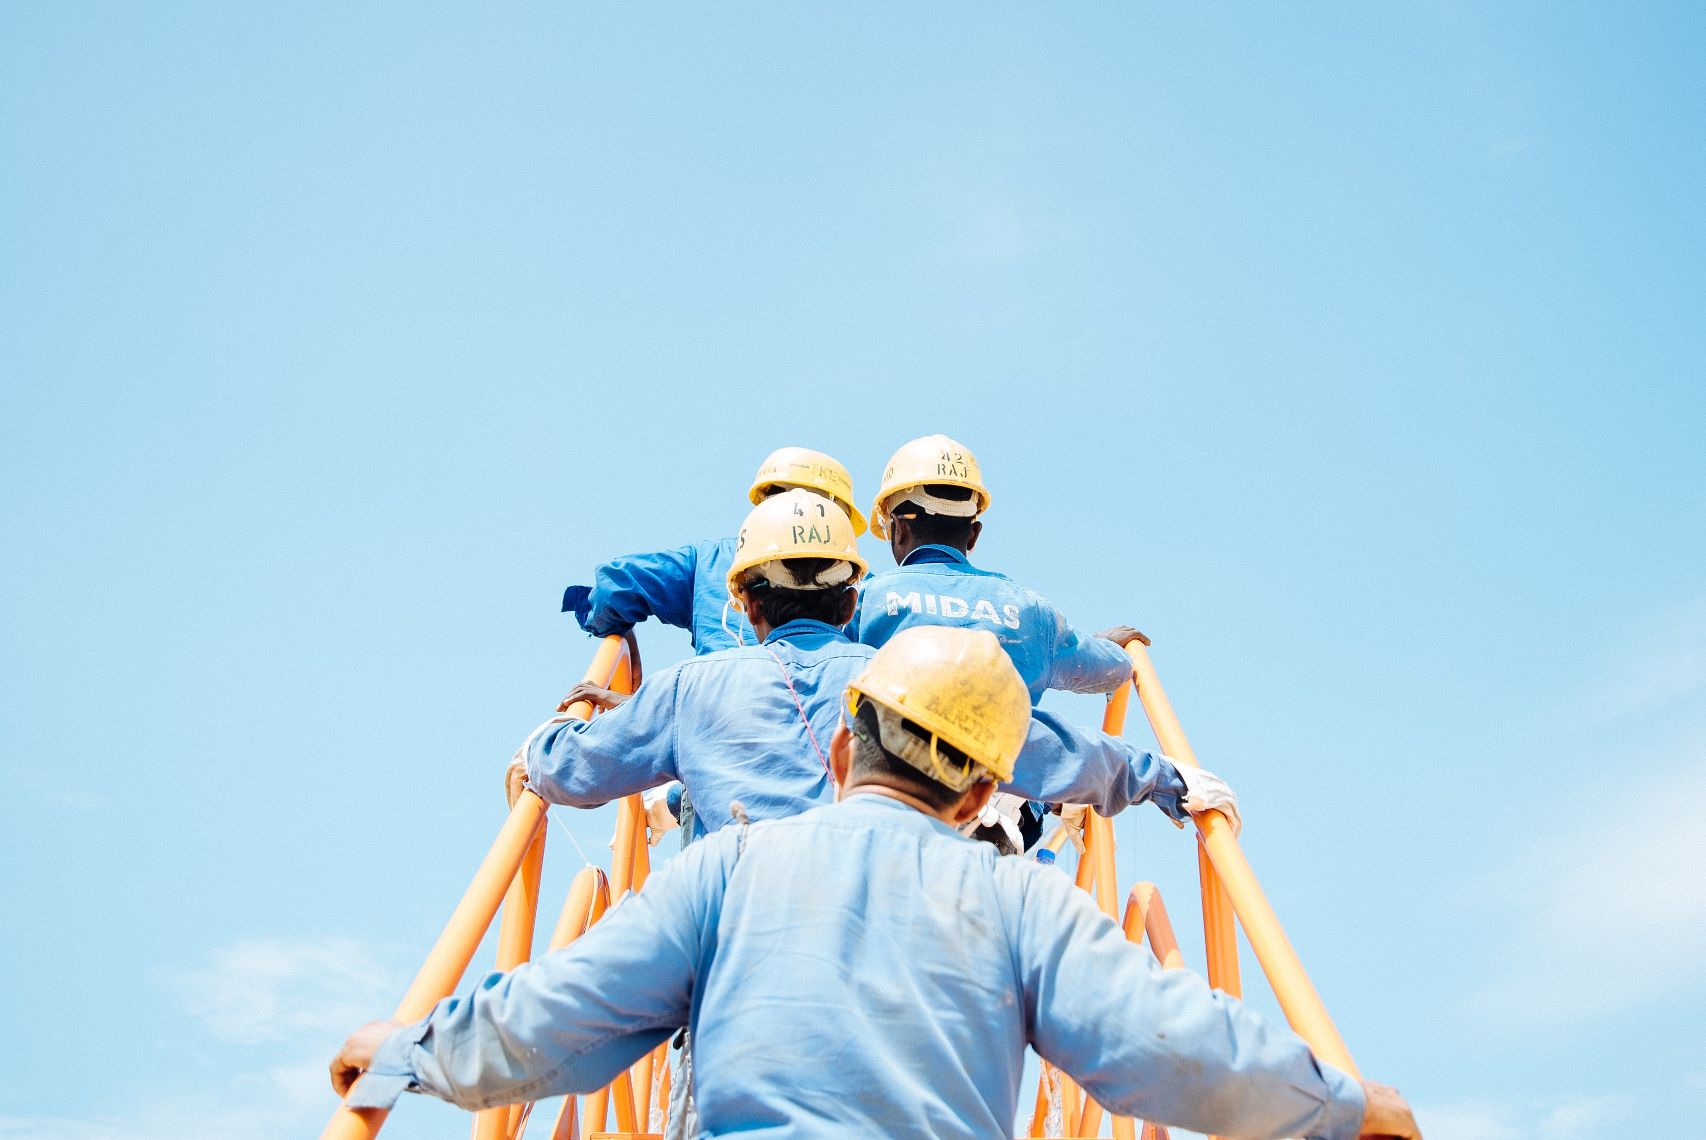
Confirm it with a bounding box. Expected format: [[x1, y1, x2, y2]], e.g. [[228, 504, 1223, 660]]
[[320, 635, 634, 1140], [1125, 641, 1359, 1079]]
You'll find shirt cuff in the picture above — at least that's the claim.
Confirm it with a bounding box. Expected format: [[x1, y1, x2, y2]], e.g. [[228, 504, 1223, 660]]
[[1149, 757, 1191, 821], [1313, 1061, 1367, 1140], [343, 1019, 431, 1111]]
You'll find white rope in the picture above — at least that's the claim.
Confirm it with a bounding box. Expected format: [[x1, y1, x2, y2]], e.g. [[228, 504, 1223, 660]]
[[545, 806, 596, 870]]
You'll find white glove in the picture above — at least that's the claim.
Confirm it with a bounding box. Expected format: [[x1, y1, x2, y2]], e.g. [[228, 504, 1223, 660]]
[[1175, 762, 1241, 836], [960, 792, 1027, 854], [643, 782, 682, 846], [1057, 802, 1089, 830]]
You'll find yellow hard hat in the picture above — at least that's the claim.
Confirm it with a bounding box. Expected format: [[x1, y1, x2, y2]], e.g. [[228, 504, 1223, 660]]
[[844, 626, 1030, 789], [749, 447, 868, 536], [726, 488, 869, 603], [869, 434, 991, 540]]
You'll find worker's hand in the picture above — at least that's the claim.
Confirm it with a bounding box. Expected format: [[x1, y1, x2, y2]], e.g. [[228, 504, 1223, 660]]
[[505, 753, 530, 807], [1358, 1080, 1421, 1138], [1054, 802, 1089, 831], [330, 1019, 403, 1098], [1095, 626, 1151, 648], [557, 682, 629, 714], [1176, 763, 1242, 836], [643, 783, 681, 846], [507, 708, 583, 806]]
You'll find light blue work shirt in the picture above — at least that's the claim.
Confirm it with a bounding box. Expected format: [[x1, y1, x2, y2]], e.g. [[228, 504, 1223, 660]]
[[562, 536, 754, 654], [525, 620, 1189, 840], [349, 795, 1365, 1140], [852, 546, 1133, 704]]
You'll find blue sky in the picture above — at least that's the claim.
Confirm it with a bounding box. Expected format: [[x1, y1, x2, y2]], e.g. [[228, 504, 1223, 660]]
[[3, 3, 1703, 1138]]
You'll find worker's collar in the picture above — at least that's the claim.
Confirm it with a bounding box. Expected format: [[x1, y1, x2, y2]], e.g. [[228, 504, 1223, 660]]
[[761, 618, 852, 646], [900, 544, 972, 568], [836, 790, 967, 837]]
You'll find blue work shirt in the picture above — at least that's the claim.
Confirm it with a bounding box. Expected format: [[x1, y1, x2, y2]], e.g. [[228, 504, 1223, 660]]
[[852, 545, 1132, 703], [562, 536, 754, 654], [525, 621, 1189, 839], [349, 795, 1365, 1140]]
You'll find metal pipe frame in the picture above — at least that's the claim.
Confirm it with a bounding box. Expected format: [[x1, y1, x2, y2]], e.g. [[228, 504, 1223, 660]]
[[1125, 641, 1359, 1078], [321, 636, 633, 1140]]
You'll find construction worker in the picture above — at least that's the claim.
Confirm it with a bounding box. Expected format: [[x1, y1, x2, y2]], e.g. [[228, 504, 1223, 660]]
[[507, 490, 1238, 842], [856, 434, 1163, 851], [855, 433, 1142, 704], [560, 446, 867, 655], [332, 626, 1419, 1140]]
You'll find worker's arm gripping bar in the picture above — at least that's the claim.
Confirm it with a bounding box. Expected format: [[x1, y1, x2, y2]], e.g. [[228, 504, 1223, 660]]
[[320, 635, 635, 1140]]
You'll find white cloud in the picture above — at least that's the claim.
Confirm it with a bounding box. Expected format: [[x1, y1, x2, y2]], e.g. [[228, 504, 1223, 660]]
[[1420, 1095, 1632, 1140], [3, 936, 410, 1140], [0, 1058, 330, 1140], [1535, 1095, 1633, 1138], [168, 935, 397, 1045], [1471, 741, 1706, 1026], [1581, 597, 1706, 724], [1469, 599, 1706, 1029], [1421, 1101, 1521, 1140]]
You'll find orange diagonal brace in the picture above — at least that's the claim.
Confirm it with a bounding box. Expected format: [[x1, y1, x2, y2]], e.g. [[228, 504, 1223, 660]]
[[1125, 641, 1360, 1078], [549, 866, 612, 951], [1124, 882, 1185, 971], [1112, 884, 1185, 1140], [322, 635, 632, 1140], [545, 868, 612, 1140]]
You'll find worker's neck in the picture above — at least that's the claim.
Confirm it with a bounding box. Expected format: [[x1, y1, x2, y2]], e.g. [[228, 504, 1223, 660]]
[[839, 781, 964, 825], [894, 539, 969, 563]]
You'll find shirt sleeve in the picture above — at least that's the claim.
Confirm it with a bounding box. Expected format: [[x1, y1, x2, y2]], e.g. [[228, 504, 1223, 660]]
[[1003, 710, 1190, 820], [1042, 602, 1135, 695], [564, 544, 701, 636], [525, 669, 683, 806], [1011, 868, 1366, 1140], [346, 834, 739, 1112]]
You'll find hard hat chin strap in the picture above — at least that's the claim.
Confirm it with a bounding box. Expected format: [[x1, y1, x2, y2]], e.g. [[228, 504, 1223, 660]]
[[861, 700, 981, 793]]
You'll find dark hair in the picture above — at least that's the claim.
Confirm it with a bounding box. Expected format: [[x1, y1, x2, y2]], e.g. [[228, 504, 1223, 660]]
[[891, 484, 978, 549], [741, 558, 856, 628], [845, 699, 967, 811]]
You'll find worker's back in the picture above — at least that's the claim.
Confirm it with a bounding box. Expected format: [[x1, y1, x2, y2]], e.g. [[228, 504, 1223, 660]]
[[526, 618, 875, 838], [691, 794, 1032, 1137], [352, 765, 1360, 1139], [854, 545, 1130, 704], [667, 620, 872, 835], [681, 793, 1357, 1139]]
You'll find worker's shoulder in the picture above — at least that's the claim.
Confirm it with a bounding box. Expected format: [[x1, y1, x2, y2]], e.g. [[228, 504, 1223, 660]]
[[603, 535, 729, 563], [865, 561, 1017, 587], [660, 822, 748, 883], [998, 574, 1068, 618], [989, 853, 1087, 918], [678, 636, 872, 671], [749, 798, 980, 849]]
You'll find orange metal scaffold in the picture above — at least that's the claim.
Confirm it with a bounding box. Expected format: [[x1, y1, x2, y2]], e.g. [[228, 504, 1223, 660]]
[[1025, 640, 1360, 1138], [320, 635, 646, 1140], [324, 635, 1361, 1140]]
